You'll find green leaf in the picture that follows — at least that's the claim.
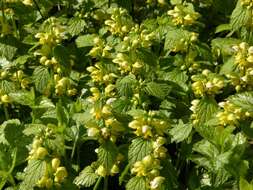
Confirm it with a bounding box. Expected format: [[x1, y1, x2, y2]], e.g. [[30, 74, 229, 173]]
[[53, 45, 70, 68], [32, 66, 50, 93], [19, 160, 47, 190], [97, 141, 118, 172], [220, 57, 236, 74], [128, 138, 153, 166], [164, 28, 193, 52], [170, 0, 182, 5], [0, 80, 16, 94], [126, 176, 148, 190], [74, 166, 99, 187], [215, 24, 231, 34], [68, 18, 86, 37], [144, 82, 171, 99], [159, 68, 188, 91], [75, 34, 96, 48], [169, 120, 192, 143], [116, 0, 132, 12], [240, 27, 253, 44], [3, 119, 22, 146], [56, 102, 69, 127], [0, 144, 12, 171], [239, 177, 253, 190], [9, 90, 35, 106], [194, 96, 218, 127], [211, 37, 240, 57], [116, 74, 137, 97], [230, 1, 251, 31], [228, 91, 253, 113], [0, 43, 17, 60], [136, 48, 158, 66]]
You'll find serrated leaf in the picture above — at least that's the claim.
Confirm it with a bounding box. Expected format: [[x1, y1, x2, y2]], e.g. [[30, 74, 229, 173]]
[[211, 37, 240, 56], [68, 18, 86, 36], [19, 160, 47, 190], [164, 28, 192, 52], [116, 74, 137, 96], [136, 48, 158, 66], [194, 96, 218, 127], [97, 141, 118, 172], [3, 119, 21, 145], [45, 135, 65, 156], [74, 166, 99, 187], [23, 124, 47, 136], [126, 176, 148, 190], [0, 80, 16, 94], [0, 43, 17, 60], [33, 66, 50, 93], [230, 1, 251, 31], [128, 138, 153, 166], [220, 57, 237, 74], [159, 69, 188, 91], [75, 34, 96, 48], [9, 90, 35, 106], [240, 27, 253, 44], [144, 82, 170, 99], [53, 45, 70, 68], [228, 92, 253, 113], [169, 120, 192, 143]]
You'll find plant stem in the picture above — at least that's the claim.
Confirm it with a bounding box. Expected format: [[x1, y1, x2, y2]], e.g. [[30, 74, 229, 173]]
[[71, 125, 79, 160], [1, 0, 6, 35], [93, 176, 103, 190], [119, 164, 130, 185], [32, 0, 44, 19], [103, 176, 108, 190], [3, 104, 9, 120]]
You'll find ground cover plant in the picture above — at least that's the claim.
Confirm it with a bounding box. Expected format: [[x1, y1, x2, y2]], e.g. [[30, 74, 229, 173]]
[[0, 0, 253, 189]]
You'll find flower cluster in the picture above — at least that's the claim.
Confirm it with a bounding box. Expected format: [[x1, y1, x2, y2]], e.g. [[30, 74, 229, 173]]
[[54, 76, 77, 96], [89, 37, 112, 58], [240, 0, 253, 8], [128, 111, 168, 139], [131, 155, 165, 189], [28, 137, 48, 160], [171, 32, 198, 52], [167, 4, 200, 26], [37, 158, 68, 189], [27, 136, 68, 189], [228, 42, 253, 91], [217, 101, 252, 126], [105, 7, 134, 36], [191, 69, 225, 97], [190, 99, 200, 125], [35, 18, 65, 46]]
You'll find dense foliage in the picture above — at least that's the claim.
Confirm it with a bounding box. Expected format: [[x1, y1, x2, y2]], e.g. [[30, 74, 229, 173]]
[[0, 0, 253, 189]]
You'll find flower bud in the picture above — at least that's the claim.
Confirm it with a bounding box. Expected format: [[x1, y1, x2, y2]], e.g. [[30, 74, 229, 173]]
[[36, 147, 48, 159], [52, 158, 61, 171], [96, 165, 107, 177]]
